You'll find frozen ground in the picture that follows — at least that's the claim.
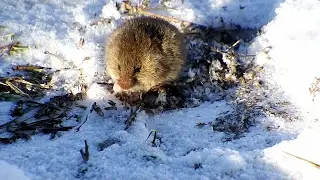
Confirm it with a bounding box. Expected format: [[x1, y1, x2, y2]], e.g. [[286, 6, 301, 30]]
[[1, 0, 320, 179]]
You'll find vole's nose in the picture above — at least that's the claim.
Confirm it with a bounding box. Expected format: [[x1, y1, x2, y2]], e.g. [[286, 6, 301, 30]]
[[117, 76, 136, 90]]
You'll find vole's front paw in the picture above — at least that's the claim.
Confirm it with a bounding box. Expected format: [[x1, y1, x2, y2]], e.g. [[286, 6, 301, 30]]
[[115, 91, 142, 105], [142, 83, 185, 109]]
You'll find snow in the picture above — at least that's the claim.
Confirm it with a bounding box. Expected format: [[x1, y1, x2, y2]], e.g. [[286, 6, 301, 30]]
[[251, 0, 320, 120], [1, 0, 320, 180], [0, 160, 30, 180]]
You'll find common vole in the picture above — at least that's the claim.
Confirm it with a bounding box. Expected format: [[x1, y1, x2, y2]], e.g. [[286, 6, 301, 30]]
[[105, 16, 186, 93]]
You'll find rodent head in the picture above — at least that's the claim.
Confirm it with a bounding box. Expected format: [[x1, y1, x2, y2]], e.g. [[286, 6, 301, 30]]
[[107, 42, 169, 92], [105, 17, 185, 93]]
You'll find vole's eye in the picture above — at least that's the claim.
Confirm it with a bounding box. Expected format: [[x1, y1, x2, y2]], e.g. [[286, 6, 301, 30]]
[[134, 66, 141, 73], [118, 65, 121, 71]]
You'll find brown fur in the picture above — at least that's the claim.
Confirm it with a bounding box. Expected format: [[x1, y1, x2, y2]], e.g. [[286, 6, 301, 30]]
[[105, 16, 187, 92]]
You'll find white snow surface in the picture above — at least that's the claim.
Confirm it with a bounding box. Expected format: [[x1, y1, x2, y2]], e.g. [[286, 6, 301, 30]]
[[0, 160, 30, 180], [1, 0, 320, 180]]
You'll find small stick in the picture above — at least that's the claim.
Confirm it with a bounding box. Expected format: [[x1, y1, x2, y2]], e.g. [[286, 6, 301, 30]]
[[0, 115, 34, 132], [24, 100, 61, 111], [80, 140, 90, 163], [13, 65, 49, 71], [92, 102, 104, 116], [146, 129, 157, 146], [124, 106, 140, 130], [309, 77, 320, 97], [75, 103, 95, 131], [5, 81, 30, 97], [4, 43, 13, 55], [0, 33, 14, 40], [13, 79, 51, 89], [75, 114, 89, 132], [230, 40, 241, 49], [42, 126, 74, 133], [283, 151, 320, 168], [0, 81, 9, 86], [0, 43, 13, 51], [44, 50, 70, 63]]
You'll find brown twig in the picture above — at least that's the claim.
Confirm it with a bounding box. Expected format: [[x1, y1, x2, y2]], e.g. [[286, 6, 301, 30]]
[[309, 77, 320, 98], [80, 140, 90, 163], [13, 65, 50, 71]]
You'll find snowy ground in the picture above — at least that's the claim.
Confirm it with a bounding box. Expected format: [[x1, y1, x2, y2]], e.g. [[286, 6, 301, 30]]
[[1, 0, 320, 180]]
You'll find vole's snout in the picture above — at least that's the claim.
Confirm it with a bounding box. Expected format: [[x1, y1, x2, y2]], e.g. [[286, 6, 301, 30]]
[[117, 76, 137, 90]]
